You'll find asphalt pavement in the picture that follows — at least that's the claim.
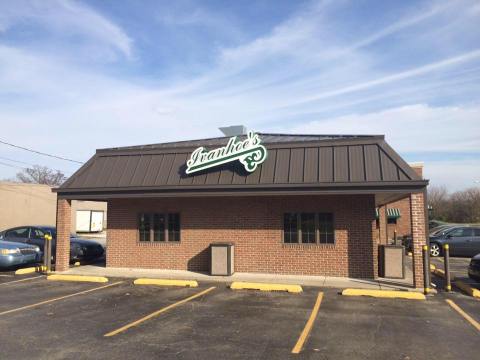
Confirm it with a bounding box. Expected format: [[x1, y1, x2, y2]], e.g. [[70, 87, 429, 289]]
[[0, 272, 479, 359]]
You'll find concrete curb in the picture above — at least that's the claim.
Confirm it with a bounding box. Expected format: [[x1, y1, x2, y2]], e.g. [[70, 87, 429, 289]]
[[342, 288, 426, 300], [230, 281, 303, 293], [133, 278, 198, 287], [454, 280, 480, 298], [47, 274, 109, 283]]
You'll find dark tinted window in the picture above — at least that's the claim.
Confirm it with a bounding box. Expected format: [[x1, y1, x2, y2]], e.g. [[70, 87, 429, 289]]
[[139, 213, 180, 242], [153, 214, 165, 241], [474, 228, 480, 237], [6, 227, 29, 238], [449, 228, 473, 237], [319, 213, 334, 244], [138, 213, 151, 242], [168, 214, 181, 242], [31, 228, 46, 240], [301, 213, 316, 244], [284, 213, 298, 243], [387, 218, 397, 225]]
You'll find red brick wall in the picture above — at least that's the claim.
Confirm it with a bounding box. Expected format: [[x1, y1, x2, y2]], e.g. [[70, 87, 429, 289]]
[[410, 191, 427, 288], [377, 164, 424, 240], [387, 197, 411, 239], [55, 198, 71, 272], [106, 194, 376, 278]]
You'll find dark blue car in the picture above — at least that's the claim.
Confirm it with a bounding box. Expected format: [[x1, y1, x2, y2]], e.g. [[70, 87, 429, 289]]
[[0, 226, 104, 263]]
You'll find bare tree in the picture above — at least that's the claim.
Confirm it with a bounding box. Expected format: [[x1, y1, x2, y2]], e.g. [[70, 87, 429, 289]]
[[448, 188, 480, 223], [16, 165, 67, 186], [428, 185, 450, 221]]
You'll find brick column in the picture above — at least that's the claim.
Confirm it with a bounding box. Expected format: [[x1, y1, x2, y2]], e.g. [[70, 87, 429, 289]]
[[55, 198, 71, 272], [410, 192, 427, 288], [378, 205, 387, 245]]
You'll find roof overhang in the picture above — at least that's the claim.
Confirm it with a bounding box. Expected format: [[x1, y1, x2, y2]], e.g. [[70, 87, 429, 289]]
[[55, 181, 428, 206]]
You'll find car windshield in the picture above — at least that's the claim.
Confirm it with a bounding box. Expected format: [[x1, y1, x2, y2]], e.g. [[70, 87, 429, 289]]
[[430, 226, 452, 236]]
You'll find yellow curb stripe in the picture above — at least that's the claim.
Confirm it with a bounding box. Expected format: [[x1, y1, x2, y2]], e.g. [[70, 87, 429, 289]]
[[134, 278, 198, 287], [342, 289, 425, 300], [14, 265, 47, 275], [454, 281, 480, 298], [0, 275, 44, 286], [14, 267, 36, 275], [104, 286, 216, 337], [446, 299, 480, 331], [431, 268, 445, 278], [230, 282, 302, 293], [429, 264, 436, 271], [47, 274, 109, 283], [0, 281, 124, 317], [291, 292, 323, 354]]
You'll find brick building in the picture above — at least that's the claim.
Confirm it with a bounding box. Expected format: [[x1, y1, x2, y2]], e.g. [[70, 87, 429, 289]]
[[54, 132, 429, 288], [375, 163, 424, 244]]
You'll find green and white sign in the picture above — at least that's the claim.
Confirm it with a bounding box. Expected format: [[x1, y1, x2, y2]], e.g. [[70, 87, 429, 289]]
[[186, 131, 267, 174]]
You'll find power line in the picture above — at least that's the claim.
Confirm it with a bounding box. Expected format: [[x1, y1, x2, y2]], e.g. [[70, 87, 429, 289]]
[[0, 161, 25, 170], [0, 156, 69, 174], [0, 156, 36, 167], [0, 139, 83, 164]]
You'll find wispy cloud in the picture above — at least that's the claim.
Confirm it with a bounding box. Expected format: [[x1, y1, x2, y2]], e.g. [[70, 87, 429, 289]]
[[0, 0, 479, 190], [0, 0, 133, 59]]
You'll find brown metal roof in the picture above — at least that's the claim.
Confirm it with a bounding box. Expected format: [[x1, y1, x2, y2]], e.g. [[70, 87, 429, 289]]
[[55, 133, 427, 198]]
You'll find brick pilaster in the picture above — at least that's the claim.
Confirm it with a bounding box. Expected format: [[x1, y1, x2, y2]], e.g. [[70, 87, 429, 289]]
[[55, 198, 71, 272], [378, 205, 387, 245], [410, 192, 427, 288]]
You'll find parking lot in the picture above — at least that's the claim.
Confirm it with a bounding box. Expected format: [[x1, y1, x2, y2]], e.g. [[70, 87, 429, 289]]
[[0, 271, 479, 360]]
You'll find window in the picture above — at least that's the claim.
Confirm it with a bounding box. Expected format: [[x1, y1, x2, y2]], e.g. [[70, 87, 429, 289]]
[[168, 214, 181, 242], [318, 213, 334, 244], [153, 214, 165, 241], [474, 228, 480, 237], [138, 213, 180, 242], [283, 213, 335, 244], [283, 213, 298, 243], [31, 228, 46, 240], [387, 218, 397, 225], [139, 214, 151, 242], [301, 213, 316, 244], [448, 228, 473, 237], [6, 227, 29, 239]]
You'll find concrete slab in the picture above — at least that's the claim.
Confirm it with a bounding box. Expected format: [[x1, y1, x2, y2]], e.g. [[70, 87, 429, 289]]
[[59, 265, 418, 291]]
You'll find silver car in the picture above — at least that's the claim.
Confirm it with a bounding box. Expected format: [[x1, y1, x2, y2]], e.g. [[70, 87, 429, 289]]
[[0, 241, 42, 268]]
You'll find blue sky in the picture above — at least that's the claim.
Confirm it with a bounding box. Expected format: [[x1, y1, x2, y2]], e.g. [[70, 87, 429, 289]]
[[0, 0, 479, 190]]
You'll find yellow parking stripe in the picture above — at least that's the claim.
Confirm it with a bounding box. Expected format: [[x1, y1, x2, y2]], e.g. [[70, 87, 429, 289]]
[[0, 281, 124, 316], [0, 275, 44, 286], [446, 299, 480, 332], [104, 286, 216, 337], [291, 292, 323, 354]]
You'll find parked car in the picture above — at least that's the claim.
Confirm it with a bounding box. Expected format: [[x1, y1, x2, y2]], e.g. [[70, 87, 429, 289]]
[[0, 240, 42, 269], [0, 226, 104, 263], [429, 226, 480, 257], [468, 254, 480, 281]]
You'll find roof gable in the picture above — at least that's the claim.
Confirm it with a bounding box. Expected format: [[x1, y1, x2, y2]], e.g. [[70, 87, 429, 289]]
[[57, 134, 425, 196]]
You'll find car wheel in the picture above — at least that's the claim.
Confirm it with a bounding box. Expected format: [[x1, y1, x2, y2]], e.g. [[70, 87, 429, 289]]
[[430, 243, 441, 257]]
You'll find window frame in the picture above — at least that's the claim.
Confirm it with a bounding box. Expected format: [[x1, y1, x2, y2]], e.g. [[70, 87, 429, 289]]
[[283, 212, 335, 245], [138, 213, 181, 243]]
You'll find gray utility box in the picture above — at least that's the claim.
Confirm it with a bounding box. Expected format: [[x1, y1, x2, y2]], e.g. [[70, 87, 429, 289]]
[[210, 243, 234, 276], [378, 245, 405, 279]]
